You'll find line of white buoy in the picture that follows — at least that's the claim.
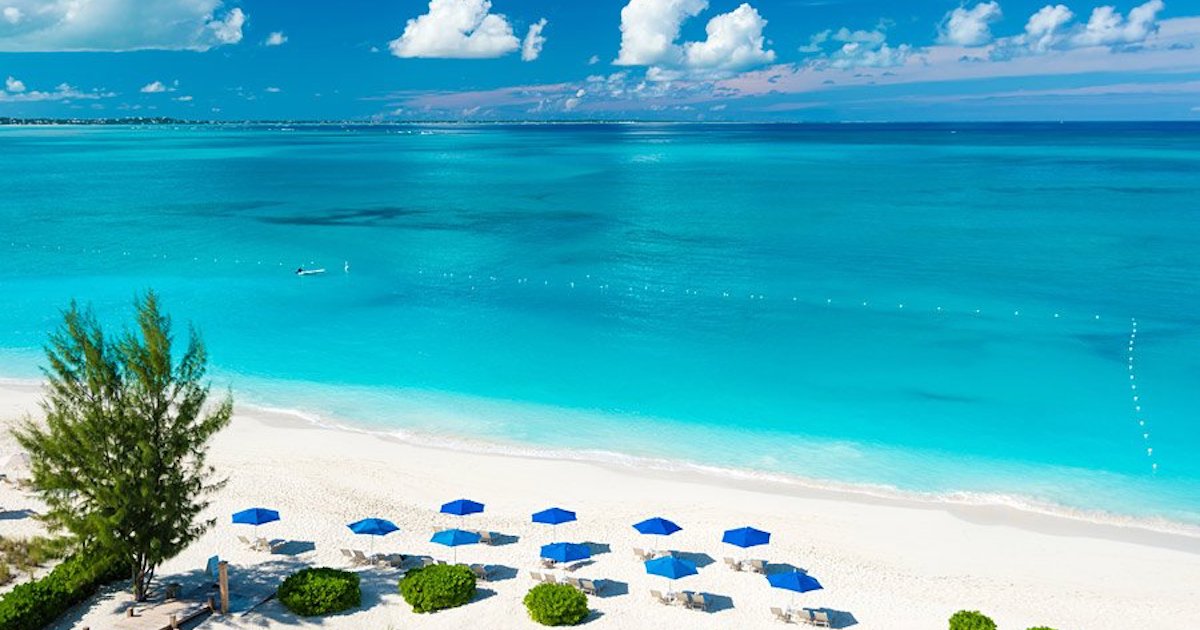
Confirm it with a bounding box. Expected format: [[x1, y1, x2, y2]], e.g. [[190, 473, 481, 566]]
[[1127, 318, 1157, 474]]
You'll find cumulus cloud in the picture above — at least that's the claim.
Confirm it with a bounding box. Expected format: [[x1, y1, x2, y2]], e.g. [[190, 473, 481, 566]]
[[209, 7, 244, 44], [265, 86, 282, 93], [801, 25, 916, 69], [0, 1, 247, 52], [521, 18, 546, 61], [140, 80, 169, 93], [5, 75, 24, 92], [615, 0, 774, 80], [174, 95, 193, 102], [0, 81, 112, 102], [265, 31, 287, 46], [1072, 0, 1164, 47], [390, 0, 543, 59], [940, 2, 1003, 46], [993, 0, 1165, 58]]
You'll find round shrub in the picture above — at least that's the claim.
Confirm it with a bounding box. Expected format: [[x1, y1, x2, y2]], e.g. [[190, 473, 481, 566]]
[[398, 564, 476, 613], [524, 583, 590, 626], [278, 567, 361, 617], [949, 610, 997, 630]]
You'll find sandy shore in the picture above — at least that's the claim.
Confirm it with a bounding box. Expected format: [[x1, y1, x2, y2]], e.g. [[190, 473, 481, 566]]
[[0, 380, 1197, 629]]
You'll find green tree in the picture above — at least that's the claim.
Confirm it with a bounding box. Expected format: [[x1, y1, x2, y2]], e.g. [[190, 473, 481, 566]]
[[13, 293, 232, 601]]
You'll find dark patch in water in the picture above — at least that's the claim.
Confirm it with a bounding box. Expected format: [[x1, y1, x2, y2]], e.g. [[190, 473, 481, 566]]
[[907, 389, 982, 404], [259, 206, 428, 227]]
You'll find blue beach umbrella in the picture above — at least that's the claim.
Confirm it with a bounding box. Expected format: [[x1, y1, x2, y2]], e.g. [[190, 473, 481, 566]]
[[532, 507, 577, 526], [644, 556, 698, 593], [634, 517, 681, 554], [540, 542, 591, 565], [232, 507, 280, 526], [431, 528, 481, 563], [634, 517, 681, 536], [347, 518, 399, 553], [722, 526, 771, 549], [768, 571, 822, 594], [768, 570, 823, 611], [440, 498, 485, 517]]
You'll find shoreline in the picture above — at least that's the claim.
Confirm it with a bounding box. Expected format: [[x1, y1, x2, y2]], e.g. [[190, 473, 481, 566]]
[[6, 374, 1199, 549], [3, 378, 1200, 629]]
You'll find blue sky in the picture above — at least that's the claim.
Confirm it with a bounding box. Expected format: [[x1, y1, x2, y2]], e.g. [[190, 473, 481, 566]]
[[0, 0, 1198, 120]]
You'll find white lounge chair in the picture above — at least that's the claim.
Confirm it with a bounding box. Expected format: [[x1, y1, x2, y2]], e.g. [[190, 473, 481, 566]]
[[650, 590, 672, 606], [578, 578, 601, 596]]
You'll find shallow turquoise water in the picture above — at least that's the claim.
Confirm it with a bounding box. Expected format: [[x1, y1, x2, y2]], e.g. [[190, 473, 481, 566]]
[[1, 123, 1198, 525]]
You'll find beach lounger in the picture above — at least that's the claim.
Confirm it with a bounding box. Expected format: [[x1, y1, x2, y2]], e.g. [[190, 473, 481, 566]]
[[674, 592, 690, 607], [650, 590, 672, 606], [746, 559, 767, 574], [724, 557, 743, 571], [340, 548, 354, 562], [470, 564, 490, 581], [255, 537, 286, 553], [687, 593, 708, 611], [564, 577, 582, 589], [476, 530, 495, 545], [375, 553, 405, 568], [808, 610, 832, 627], [543, 574, 558, 584], [579, 578, 601, 596], [634, 548, 649, 560], [352, 550, 371, 565], [237, 535, 256, 550], [530, 571, 543, 582], [771, 607, 792, 623]]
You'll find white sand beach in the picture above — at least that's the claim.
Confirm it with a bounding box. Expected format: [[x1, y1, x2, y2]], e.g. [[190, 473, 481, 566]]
[[1, 379, 1198, 630]]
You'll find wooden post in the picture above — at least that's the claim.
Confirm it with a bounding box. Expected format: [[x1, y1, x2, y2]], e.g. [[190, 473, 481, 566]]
[[169, 613, 179, 629], [218, 561, 230, 615]]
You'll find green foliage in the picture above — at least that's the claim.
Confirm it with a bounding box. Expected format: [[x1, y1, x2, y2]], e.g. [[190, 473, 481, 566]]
[[949, 610, 998, 630], [277, 567, 361, 617], [0, 537, 71, 577], [0, 552, 123, 630], [12, 293, 233, 601], [398, 564, 476, 613], [1026, 627, 1058, 630], [523, 583, 590, 626]]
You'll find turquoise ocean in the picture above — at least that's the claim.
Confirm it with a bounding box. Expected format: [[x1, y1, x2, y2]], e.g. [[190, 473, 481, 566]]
[[1, 122, 1197, 529]]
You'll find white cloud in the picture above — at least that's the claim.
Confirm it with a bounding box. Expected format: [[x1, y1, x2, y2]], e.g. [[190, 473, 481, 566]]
[[5, 75, 24, 92], [0, 81, 112, 102], [140, 80, 169, 93], [265, 86, 282, 93], [390, 0, 536, 59], [829, 40, 914, 69], [521, 18, 546, 61], [1025, 4, 1076, 52], [209, 7, 245, 45], [175, 95, 193, 102], [0, 1, 247, 52], [993, 1, 1165, 58], [615, 0, 774, 80], [940, 2, 1003, 46], [1072, 0, 1164, 47], [802, 26, 916, 69], [265, 31, 287, 46], [588, 54, 600, 65]]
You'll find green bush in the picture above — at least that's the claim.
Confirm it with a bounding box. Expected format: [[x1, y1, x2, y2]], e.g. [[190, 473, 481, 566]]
[[0, 552, 123, 630], [949, 610, 997, 630], [398, 564, 476, 613], [278, 567, 360, 617], [1027, 627, 1058, 630], [524, 583, 589, 626]]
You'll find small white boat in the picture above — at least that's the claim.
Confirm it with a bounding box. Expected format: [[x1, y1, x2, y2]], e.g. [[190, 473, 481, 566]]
[[295, 268, 326, 276]]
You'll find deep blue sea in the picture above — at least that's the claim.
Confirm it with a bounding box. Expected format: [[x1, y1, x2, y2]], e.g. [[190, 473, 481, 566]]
[[1, 122, 1198, 528]]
